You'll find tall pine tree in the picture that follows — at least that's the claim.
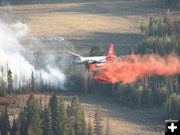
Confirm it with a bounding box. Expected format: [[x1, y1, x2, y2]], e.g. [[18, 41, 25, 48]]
[[59, 95, 68, 135], [7, 69, 13, 94], [49, 94, 62, 135], [30, 71, 35, 92], [71, 96, 87, 135], [42, 106, 53, 135], [93, 105, 103, 135], [0, 108, 10, 135], [25, 95, 42, 135]]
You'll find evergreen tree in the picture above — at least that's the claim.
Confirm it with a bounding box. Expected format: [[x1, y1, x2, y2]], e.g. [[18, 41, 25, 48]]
[[25, 95, 42, 135], [149, 16, 153, 36], [71, 96, 87, 135], [19, 111, 27, 135], [49, 95, 69, 135], [0, 80, 6, 97], [89, 46, 104, 56], [136, 10, 180, 116], [42, 106, 53, 135], [0, 108, 10, 135], [164, 9, 173, 36], [0, 67, 7, 97], [59, 95, 68, 135], [165, 93, 180, 119], [49, 94, 61, 135], [7, 69, 13, 94], [88, 114, 93, 135], [93, 105, 103, 135], [67, 105, 75, 135], [30, 71, 35, 92]]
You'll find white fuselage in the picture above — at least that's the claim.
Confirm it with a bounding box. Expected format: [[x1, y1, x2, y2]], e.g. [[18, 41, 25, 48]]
[[73, 56, 106, 64]]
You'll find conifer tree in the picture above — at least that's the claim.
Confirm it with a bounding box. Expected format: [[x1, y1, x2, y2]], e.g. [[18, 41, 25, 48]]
[[71, 96, 87, 135], [164, 9, 173, 36], [0, 108, 10, 135], [49, 94, 61, 135], [0, 67, 7, 97], [67, 105, 75, 135], [19, 111, 27, 135], [149, 17, 153, 36], [30, 71, 35, 92], [93, 105, 103, 135], [25, 95, 42, 135], [0, 81, 6, 97], [7, 69, 13, 94], [49, 95, 69, 135], [42, 106, 53, 135], [59, 95, 68, 135], [88, 114, 93, 135]]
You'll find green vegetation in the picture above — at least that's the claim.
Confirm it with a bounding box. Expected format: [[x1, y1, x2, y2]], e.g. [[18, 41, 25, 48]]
[[7, 69, 13, 95], [89, 46, 105, 56], [0, 95, 90, 135], [0, 68, 14, 96], [49, 95, 68, 135], [138, 10, 180, 55], [165, 93, 180, 119], [30, 71, 35, 93], [118, 11, 180, 119], [42, 106, 53, 135], [0, 108, 11, 135], [165, 0, 179, 8], [119, 10, 180, 119]]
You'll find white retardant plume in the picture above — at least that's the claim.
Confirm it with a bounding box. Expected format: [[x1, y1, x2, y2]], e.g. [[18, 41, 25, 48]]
[[0, 21, 66, 89]]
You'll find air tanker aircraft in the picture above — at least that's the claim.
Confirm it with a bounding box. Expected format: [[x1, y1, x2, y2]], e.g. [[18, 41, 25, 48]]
[[66, 43, 116, 71]]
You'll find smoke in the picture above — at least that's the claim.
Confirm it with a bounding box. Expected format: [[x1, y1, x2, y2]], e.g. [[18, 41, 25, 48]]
[[93, 54, 180, 84], [0, 21, 66, 89]]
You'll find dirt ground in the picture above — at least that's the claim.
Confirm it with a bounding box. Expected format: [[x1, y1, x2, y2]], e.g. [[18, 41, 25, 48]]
[[0, 0, 179, 134]]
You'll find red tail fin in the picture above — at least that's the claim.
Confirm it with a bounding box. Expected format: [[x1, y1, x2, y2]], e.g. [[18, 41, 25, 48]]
[[106, 43, 116, 60]]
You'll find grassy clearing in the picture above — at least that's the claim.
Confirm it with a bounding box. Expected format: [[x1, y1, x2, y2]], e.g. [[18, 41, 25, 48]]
[[27, 13, 135, 36]]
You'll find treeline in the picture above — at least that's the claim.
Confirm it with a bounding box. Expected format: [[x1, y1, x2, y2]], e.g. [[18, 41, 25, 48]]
[[0, 66, 64, 97], [0, 68, 36, 97], [164, 0, 180, 8], [0, 0, 81, 6], [0, 95, 106, 135], [114, 10, 180, 119]]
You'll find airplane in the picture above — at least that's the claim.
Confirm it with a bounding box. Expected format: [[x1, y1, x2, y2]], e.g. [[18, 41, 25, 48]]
[[66, 43, 116, 71]]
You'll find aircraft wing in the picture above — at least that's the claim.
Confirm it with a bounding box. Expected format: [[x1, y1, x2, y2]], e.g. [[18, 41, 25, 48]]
[[66, 51, 82, 57]]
